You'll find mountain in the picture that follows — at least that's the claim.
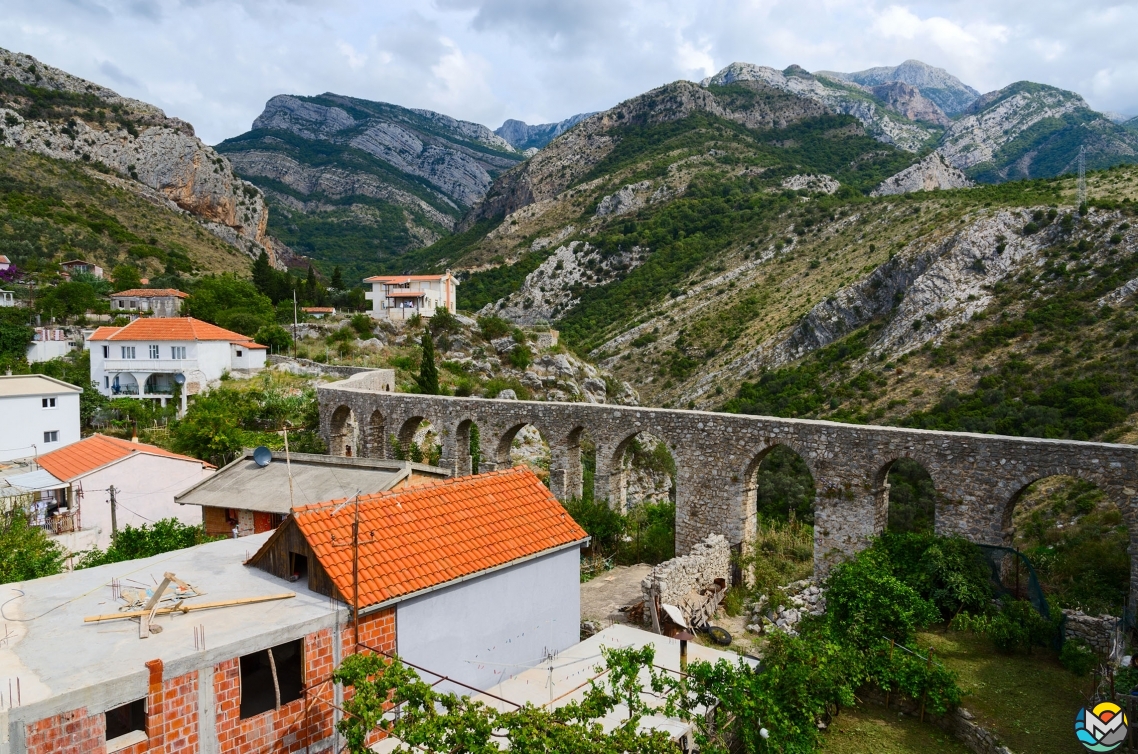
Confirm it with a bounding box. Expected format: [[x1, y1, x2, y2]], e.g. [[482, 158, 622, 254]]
[[215, 94, 524, 280], [938, 82, 1138, 182], [494, 113, 596, 152], [818, 59, 980, 116], [0, 47, 270, 260], [1124, 116, 1138, 131]]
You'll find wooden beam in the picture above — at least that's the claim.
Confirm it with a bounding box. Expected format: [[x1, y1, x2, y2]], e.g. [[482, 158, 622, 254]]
[[85, 593, 295, 623]]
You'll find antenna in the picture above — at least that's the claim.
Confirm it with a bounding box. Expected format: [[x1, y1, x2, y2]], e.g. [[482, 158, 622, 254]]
[[1077, 145, 1087, 209], [252, 446, 272, 468], [173, 373, 186, 385]]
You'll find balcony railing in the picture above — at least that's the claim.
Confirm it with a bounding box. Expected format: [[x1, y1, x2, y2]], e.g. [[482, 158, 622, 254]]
[[111, 384, 139, 395], [102, 358, 195, 372]]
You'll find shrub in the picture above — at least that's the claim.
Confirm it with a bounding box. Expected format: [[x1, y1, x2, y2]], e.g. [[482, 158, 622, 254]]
[[477, 315, 511, 341], [508, 343, 532, 369], [875, 532, 992, 619], [1060, 638, 1097, 676], [564, 497, 625, 555], [825, 547, 938, 647], [254, 324, 292, 353], [349, 313, 373, 338]]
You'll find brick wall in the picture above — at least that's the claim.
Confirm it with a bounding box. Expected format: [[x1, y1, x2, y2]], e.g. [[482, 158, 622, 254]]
[[343, 607, 396, 657], [25, 709, 105, 754], [213, 628, 337, 754]]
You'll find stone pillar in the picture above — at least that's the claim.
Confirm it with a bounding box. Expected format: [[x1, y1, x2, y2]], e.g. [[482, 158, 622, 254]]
[[812, 475, 878, 578], [548, 444, 571, 500]]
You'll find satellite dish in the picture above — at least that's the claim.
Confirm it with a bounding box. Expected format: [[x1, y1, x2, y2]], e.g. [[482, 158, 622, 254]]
[[173, 373, 186, 385], [252, 446, 273, 467]]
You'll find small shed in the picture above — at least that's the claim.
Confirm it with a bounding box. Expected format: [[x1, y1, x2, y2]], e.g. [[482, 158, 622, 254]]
[[175, 449, 449, 537]]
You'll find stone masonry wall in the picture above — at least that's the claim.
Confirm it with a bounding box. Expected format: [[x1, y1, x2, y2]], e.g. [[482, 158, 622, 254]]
[[317, 380, 1138, 602], [641, 534, 731, 607], [1062, 609, 1122, 658]]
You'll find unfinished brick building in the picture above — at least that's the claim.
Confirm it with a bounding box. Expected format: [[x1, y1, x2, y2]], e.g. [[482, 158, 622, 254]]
[[1, 468, 586, 753]]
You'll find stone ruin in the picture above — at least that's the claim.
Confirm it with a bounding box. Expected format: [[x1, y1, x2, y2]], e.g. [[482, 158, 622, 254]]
[[641, 534, 730, 627], [1062, 609, 1123, 659], [746, 579, 827, 636]]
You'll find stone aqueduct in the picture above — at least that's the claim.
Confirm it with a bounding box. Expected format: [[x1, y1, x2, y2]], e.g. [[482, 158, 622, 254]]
[[318, 372, 1138, 598]]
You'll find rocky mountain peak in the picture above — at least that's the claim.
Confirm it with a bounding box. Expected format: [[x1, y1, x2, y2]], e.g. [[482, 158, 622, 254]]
[[494, 112, 596, 152], [820, 59, 980, 116], [870, 81, 950, 126]]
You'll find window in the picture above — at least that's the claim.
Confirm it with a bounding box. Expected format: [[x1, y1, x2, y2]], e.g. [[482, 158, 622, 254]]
[[104, 376, 110, 389], [121, 346, 136, 359], [236, 349, 243, 357], [239, 639, 303, 718], [171, 346, 186, 360], [41, 397, 56, 408], [289, 553, 308, 583], [102, 345, 109, 358], [148, 345, 159, 359], [44, 431, 59, 443], [105, 698, 146, 749]]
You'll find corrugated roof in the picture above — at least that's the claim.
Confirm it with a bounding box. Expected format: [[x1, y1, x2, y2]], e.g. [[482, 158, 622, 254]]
[[36, 434, 213, 481], [0, 469, 67, 498], [0, 374, 83, 398], [281, 468, 587, 608], [175, 450, 448, 515], [87, 317, 256, 343], [110, 289, 189, 299]]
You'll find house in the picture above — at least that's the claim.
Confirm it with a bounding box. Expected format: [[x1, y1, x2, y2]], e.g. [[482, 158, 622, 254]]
[[26, 327, 76, 363], [3, 467, 586, 754], [174, 449, 450, 538], [0, 434, 215, 553], [88, 317, 266, 410], [0, 254, 10, 271], [363, 272, 456, 321], [301, 306, 335, 319], [60, 259, 104, 278], [109, 288, 189, 318], [0, 289, 13, 307], [247, 467, 588, 694], [0, 374, 81, 462]]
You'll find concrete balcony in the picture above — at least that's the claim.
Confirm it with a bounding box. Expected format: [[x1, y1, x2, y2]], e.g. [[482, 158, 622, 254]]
[[102, 358, 195, 373]]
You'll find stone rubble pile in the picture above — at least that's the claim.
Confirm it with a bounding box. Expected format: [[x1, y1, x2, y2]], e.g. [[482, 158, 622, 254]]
[[746, 579, 826, 636], [642, 535, 731, 622]]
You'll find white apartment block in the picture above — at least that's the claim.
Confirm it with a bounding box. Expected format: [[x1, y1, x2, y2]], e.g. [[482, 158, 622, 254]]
[[88, 317, 266, 410], [0, 374, 81, 462], [364, 273, 457, 321]]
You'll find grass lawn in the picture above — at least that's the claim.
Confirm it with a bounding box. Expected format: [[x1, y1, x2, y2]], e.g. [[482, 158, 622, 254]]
[[821, 702, 971, 754], [918, 629, 1091, 754]]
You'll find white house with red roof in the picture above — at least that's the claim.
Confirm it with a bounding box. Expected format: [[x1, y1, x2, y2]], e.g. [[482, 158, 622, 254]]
[[0, 374, 81, 462], [109, 288, 189, 318], [88, 317, 266, 409], [0, 434, 214, 553], [364, 272, 456, 321]]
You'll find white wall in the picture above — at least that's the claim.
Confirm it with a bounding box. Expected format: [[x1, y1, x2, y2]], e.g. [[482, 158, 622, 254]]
[[396, 546, 581, 694], [0, 392, 80, 462], [26, 340, 74, 363], [75, 454, 213, 551]]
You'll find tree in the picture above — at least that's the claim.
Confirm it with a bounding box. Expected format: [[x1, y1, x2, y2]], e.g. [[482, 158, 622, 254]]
[[255, 324, 292, 354], [184, 275, 274, 335], [415, 329, 439, 395], [331, 266, 344, 290], [0, 308, 33, 362], [251, 251, 273, 296], [36, 281, 100, 320], [305, 266, 318, 303], [0, 512, 65, 584], [111, 264, 142, 292], [76, 519, 213, 568]]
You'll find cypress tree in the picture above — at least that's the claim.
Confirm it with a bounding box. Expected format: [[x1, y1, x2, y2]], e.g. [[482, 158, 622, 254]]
[[331, 266, 344, 290], [251, 251, 272, 296], [416, 329, 440, 395], [305, 266, 317, 303]]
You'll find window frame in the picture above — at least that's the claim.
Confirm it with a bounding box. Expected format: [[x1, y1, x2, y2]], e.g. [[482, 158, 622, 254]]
[[104, 697, 147, 752], [43, 430, 59, 443], [148, 344, 160, 359], [121, 346, 136, 359], [238, 639, 305, 719], [41, 397, 56, 409]]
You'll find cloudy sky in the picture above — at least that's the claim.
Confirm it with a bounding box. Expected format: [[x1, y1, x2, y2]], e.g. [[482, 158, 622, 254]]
[[2, 0, 1136, 145]]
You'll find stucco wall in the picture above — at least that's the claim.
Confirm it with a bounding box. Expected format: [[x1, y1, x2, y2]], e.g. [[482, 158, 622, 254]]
[[0, 392, 80, 462], [76, 454, 213, 550], [395, 546, 581, 694]]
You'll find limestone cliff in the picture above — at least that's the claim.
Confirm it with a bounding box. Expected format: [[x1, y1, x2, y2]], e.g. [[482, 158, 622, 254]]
[[871, 153, 972, 196], [494, 113, 596, 151], [819, 59, 980, 116], [0, 47, 269, 258]]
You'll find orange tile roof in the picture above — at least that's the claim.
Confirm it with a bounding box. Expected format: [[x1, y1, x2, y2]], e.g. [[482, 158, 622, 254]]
[[37, 434, 214, 481], [88, 326, 121, 340], [281, 468, 587, 608], [88, 317, 256, 343], [110, 289, 189, 299], [363, 274, 451, 283], [302, 307, 335, 313]]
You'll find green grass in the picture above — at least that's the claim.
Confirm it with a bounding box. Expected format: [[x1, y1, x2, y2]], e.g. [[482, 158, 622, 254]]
[[919, 630, 1089, 754], [821, 702, 972, 754]]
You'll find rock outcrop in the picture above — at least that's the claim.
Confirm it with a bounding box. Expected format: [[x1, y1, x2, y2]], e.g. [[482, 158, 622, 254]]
[[0, 47, 269, 257], [871, 152, 973, 196], [820, 59, 980, 116], [781, 174, 841, 194], [495, 113, 596, 151], [870, 82, 951, 127]]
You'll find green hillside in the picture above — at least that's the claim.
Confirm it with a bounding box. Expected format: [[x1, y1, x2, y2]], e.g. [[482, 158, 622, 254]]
[[0, 146, 253, 278]]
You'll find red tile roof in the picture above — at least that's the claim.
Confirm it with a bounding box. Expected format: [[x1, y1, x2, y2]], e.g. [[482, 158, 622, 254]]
[[110, 289, 189, 299], [37, 434, 214, 481], [363, 274, 452, 283], [88, 326, 121, 341], [282, 468, 587, 608], [87, 317, 256, 343]]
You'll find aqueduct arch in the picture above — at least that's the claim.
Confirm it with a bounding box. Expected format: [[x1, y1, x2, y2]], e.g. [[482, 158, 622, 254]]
[[318, 376, 1138, 600]]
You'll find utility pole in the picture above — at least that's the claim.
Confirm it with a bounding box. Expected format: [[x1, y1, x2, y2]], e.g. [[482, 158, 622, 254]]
[[352, 492, 360, 649], [109, 485, 118, 538], [292, 289, 298, 358]]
